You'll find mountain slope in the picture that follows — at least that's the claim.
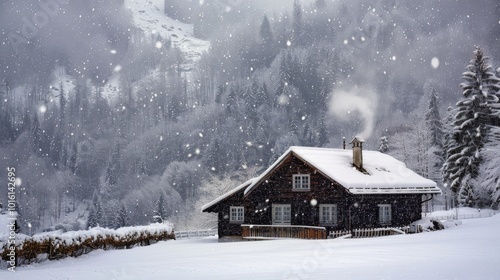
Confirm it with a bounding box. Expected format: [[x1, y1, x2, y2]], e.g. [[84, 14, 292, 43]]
[[125, 0, 210, 62]]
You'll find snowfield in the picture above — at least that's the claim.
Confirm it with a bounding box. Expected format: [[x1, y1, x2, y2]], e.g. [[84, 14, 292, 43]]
[[3, 215, 500, 279]]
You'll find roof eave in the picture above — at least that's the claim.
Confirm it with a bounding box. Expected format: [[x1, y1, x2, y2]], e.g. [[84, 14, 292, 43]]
[[347, 185, 442, 195], [201, 179, 255, 213]]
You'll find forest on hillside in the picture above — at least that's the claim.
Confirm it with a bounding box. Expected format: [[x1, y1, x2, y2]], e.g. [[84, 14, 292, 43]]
[[0, 0, 499, 233]]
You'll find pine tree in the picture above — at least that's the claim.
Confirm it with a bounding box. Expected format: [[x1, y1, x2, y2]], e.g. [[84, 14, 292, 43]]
[[425, 88, 444, 148], [114, 203, 129, 229], [292, 0, 303, 44], [257, 15, 277, 68], [425, 89, 445, 183], [105, 143, 121, 185], [444, 47, 499, 206], [378, 136, 389, 153], [204, 137, 224, 174], [69, 144, 78, 175], [258, 83, 270, 107], [137, 158, 148, 175], [30, 113, 43, 156], [442, 107, 458, 189], [58, 82, 66, 129], [477, 126, 500, 208], [317, 115, 328, 147], [105, 165, 117, 186], [476, 55, 500, 207], [260, 15, 273, 44], [0, 110, 15, 143], [90, 193, 105, 227], [49, 131, 63, 167], [95, 199, 104, 227], [154, 193, 166, 222], [87, 207, 97, 228]]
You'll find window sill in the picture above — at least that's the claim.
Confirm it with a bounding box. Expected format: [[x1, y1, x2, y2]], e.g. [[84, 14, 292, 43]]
[[292, 189, 310, 192]]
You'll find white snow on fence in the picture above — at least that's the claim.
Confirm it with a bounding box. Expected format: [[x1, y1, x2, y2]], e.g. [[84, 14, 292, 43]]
[[175, 229, 217, 240], [424, 207, 498, 220], [329, 226, 409, 239], [429, 211, 496, 220]]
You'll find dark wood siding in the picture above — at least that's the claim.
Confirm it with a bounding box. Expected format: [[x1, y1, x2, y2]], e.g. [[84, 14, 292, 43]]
[[244, 154, 353, 231], [347, 194, 422, 229], [207, 189, 246, 239]]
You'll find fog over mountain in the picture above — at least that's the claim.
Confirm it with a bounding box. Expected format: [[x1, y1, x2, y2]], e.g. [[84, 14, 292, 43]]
[[1, 0, 130, 84], [1, 0, 498, 114]]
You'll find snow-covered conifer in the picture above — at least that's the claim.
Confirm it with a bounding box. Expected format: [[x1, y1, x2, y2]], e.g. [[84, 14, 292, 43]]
[[154, 193, 166, 222], [114, 203, 129, 229], [425, 89, 445, 184], [444, 47, 500, 206], [425, 88, 444, 148], [378, 136, 389, 153], [87, 207, 97, 229], [30, 113, 43, 156]]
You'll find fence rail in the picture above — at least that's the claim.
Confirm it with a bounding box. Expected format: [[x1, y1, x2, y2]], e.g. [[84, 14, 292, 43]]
[[174, 229, 218, 240], [329, 226, 409, 239], [241, 224, 327, 240], [426, 211, 496, 220]]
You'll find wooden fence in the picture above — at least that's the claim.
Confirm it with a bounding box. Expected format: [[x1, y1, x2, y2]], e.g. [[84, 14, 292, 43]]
[[241, 224, 327, 240], [174, 229, 218, 240], [427, 211, 496, 220], [329, 226, 410, 239]]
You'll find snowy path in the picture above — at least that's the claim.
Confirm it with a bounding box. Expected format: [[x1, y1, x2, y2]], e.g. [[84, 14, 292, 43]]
[[3, 215, 500, 279]]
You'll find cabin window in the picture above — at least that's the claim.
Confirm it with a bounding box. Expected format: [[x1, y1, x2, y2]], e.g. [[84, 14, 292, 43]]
[[378, 204, 392, 225], [292, 174, 310, 191], [272, 204, 291, 225], [229, 206, 244, 223], [319, 204, 337, 225]]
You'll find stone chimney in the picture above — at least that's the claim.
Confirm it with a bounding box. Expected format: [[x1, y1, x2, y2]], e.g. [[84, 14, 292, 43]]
[[350, 137, 364, 169]]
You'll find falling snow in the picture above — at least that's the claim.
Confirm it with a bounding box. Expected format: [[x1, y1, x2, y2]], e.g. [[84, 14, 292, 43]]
[[0, 2, 499, 277]]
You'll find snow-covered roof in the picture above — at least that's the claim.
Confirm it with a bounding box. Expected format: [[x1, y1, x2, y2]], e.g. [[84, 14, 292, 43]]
[[201, 178, 257, 212], [244, 146, 440, 195]]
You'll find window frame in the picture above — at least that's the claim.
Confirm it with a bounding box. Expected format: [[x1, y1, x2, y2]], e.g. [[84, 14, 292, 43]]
[[319, 204, 338, 226], [378, 204, 392, 225], [272, 204, 291, 225], [229, 206, 245, 224], [292, 174, 310, 191]]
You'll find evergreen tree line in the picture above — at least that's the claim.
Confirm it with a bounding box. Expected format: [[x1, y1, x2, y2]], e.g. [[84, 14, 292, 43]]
[[380, 47, 500, 209]]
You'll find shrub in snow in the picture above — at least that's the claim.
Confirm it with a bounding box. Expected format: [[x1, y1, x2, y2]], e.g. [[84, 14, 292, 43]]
[[0, 223, 174, 267], [442, 220, 462, 229], [410, 218, 458, 232]]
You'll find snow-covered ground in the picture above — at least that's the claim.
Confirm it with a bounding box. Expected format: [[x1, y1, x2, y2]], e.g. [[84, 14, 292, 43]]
[[3, 214, 499, 279]]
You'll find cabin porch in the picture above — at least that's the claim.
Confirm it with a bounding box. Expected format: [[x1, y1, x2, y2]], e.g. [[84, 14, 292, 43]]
[[241, 224, 327, 240]]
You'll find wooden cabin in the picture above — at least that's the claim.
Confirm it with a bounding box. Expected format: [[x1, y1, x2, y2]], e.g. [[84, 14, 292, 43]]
[[202, 138, 441, 240]]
